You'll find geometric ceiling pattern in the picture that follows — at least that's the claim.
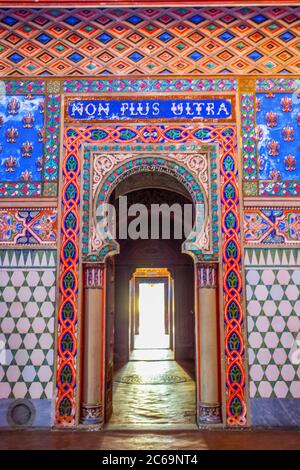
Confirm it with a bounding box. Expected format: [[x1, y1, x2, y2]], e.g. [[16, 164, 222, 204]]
[[0, 6, 300, 76]]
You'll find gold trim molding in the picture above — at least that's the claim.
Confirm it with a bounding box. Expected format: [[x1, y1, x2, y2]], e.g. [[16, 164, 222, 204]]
[[238, 77, 256, 94], [0, 198, 57, 208]]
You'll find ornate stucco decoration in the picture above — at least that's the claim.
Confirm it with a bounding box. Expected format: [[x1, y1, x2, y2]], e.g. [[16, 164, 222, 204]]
[[87, 150, 213, 261]]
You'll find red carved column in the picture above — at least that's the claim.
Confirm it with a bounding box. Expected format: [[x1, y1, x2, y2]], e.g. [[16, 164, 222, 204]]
[[80, 263, 106, 426], [196, 263, 221, 424]]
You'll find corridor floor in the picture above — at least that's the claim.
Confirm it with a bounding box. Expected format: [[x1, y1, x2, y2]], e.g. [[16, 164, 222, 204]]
[[1, 430, 300, 450], [108, 356, 196, 429]]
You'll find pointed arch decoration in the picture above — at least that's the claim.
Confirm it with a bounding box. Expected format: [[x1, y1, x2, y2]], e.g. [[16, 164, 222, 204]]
[[91, 155, 208, 262]]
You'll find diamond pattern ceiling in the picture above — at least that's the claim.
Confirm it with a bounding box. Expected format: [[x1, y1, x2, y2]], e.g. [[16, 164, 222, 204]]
[[0, 6, 299, 75]]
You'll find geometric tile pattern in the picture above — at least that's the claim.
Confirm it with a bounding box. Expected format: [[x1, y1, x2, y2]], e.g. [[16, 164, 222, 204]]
[[244, 209, 300, 245], [256, 78, 300, 93], [63, 77, 237, 93], [0, 250, 56, 400], [245, 249, 300, 399], [241, 93, 256, 189], [3, 80, 45, 95], [0, 208, 57, 246], [0, 80, 60, 197], [0, 7, 300, 75]]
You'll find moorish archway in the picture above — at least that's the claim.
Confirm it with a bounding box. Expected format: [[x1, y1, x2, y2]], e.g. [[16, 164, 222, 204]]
[[80, 155, 221, 426], [56, 124, 247, 429]]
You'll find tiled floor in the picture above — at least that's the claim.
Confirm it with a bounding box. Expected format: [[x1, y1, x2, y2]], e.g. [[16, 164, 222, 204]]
[[108, 358, 196, 429]]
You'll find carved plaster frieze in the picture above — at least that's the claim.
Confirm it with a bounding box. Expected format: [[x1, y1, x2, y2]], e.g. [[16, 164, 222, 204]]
[[92, 152, 209, 198], [86, 150, 213, 260]]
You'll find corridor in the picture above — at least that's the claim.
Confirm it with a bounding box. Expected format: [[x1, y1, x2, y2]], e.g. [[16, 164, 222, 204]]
[[108, 356, 196, 429]]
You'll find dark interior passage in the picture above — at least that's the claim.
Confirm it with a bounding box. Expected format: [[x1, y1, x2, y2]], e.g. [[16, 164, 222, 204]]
[[104, 180, 196, 427]]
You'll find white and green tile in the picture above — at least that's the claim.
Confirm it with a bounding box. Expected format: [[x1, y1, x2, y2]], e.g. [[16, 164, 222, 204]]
[[245, 249, 300, 399], [0, 250, 56, 403]]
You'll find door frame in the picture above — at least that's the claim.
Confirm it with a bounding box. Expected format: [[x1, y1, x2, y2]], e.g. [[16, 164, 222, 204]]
[[56, 119, 248, 428], [128, 268, 174, 354]]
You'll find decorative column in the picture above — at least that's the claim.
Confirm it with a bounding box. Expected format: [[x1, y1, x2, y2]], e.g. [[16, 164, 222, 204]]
[[196, 263, 221, 424], [81, 263, 106, 426]]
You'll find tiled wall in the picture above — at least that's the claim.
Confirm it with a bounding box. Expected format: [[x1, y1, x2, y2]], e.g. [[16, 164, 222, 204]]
[[256, 93, 300, 184], [242, 84, 300, 197], [0, 209, 57, 245], [0, 5, 299, 428], [0, 250, 56, 427], [244, 209, 300, 245], [0, 81, 60, 198], [0, 7, 300, 76], [0, 95, 44, 184], [246, 249, 300, 426]]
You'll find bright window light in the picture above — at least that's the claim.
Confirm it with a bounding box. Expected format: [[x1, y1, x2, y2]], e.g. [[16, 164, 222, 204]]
[[134, 283, 169, 349]]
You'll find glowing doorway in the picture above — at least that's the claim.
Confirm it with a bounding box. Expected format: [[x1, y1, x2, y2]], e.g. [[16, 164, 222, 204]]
[[109, 264, 196, 428], [129, 268, 175, 361], [134, 283, 169, 350]]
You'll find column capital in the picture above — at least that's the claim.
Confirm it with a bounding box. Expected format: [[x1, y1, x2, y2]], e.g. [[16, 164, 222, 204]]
[[80, 403, 103, 425], [198, 402, 221, 424], [83, 263, 105, 289], [197, 263, 218, 289]]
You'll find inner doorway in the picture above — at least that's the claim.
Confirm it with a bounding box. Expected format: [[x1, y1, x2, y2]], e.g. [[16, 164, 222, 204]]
[[135, 282, 167, 350], [130, 268, 174, 361], [105, 177, 197, 429]]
